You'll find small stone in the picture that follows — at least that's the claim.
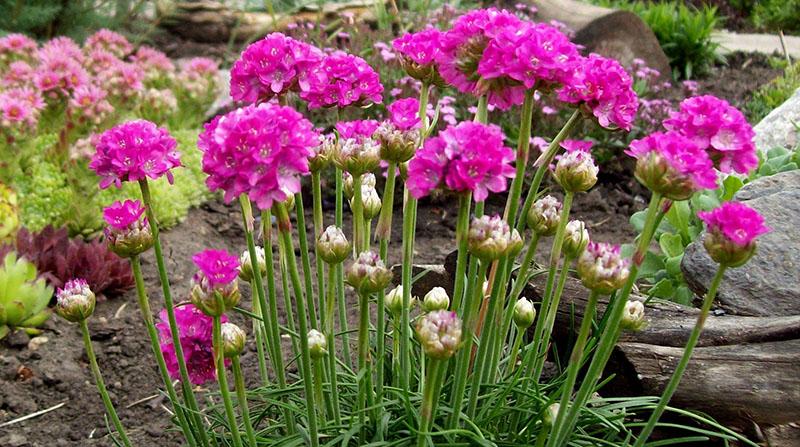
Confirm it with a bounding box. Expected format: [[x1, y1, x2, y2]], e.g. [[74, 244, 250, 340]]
[[4, 330, 30, 349], [27, 336, 48, 351], [753, 88, 800, 153]]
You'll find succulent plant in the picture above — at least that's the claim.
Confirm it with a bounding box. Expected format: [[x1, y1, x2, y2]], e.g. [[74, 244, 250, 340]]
[[0, 226, 133, 300], [0, 252, 53, 339], [0, 183, 19, 243]]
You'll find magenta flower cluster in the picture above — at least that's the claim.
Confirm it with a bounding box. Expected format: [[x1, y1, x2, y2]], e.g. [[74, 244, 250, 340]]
[[192, 249, 240, 287], [301, 51, 384, 109], [198, 103, 318, 209], [90, 120, 181, 189], [336, 119, 381, 139], [393, 28, 443, 67], [406, 121, 515, 202], [387, 97, 421, 130], [102, 199, 147, 231], [626, 131, 718, 191], [158, 304, 228, 385], [663, 95, 757, 174], [698, 202, 770, 247]]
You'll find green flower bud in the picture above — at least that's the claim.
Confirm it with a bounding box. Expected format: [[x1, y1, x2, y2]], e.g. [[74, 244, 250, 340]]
[[513, 297, 536, 329], [317, 225, 351, 265], [346, 251, 393, 295], [333, 137, 381, 176], [343, 172, 376, 200], [703, 229, 756, 268], [633, 151, 697, 201], [620, 300, 647, 331], [238, 247, 267, 283], [468, 215, 524, 261], [422, 287, 450, 312], [554, 149, 598, 193], [308, 329, 327, 359], [527, 195, 562, 236], [360, 185, 382, 220], [384, 285, 405, 316], [375, 122, 420, 163], [415, 310, 462, 360], [190, 279, 240, 318], [221, 322, 246, 358], [577, 242, 630, 294], [55, 279, 96, 323], [563, 220, 589, 259], [310, 134, 334, 172], [542, 403, 560, 429]]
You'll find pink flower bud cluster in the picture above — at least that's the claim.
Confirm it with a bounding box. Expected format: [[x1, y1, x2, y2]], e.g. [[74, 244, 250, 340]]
[[698, 202, 769, 248], [557, 53, 639, 130], [198, 103, 318, 209], [158, 304, 228, 385], [90, 119, 181, 189], [84, 29, 132, 58], [406, 121, 515, 202], [663, 95, 757, 174], [0, 33, 37, 65]]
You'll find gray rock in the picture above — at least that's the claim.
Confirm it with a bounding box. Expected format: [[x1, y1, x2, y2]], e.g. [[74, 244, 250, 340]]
[[681, 170, 800, 316], [753, 87, 800, 154]]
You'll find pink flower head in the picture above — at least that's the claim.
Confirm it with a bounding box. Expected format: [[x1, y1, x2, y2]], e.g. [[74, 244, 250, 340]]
[[436, 8, 525, 109], [85, 49, 121, 75], [192, 249, 240, 287], [231, 33, 323, 102], [84, 29, 132, 58], [406, 121, 515, 202], [90, 120, 181, 189], [2, 61, 34, 87], [157, 304, 228, 385], [387, 97, 421, 130], [626, 131, 718, 198], [336, 119, 380, 139], [698, 202, 770, 247], [478, 21, 580, 90], [132, 46, 175, 77], [69, 84, 113, 125], [39, 37, 84, 64], [0, 93, 35, 133], [35, 50, 89, 96], [560, 139, 593, 153], [392, 28, 444, 74], [94, 60, 144, 101], [198, 103, 318, 209], [301, 51, 383, 109], [103, 199, 146, 231], [0, 33, 37, 64], [184, 58, 219, 77], [663, 95, 757, 174], [557, 53, 639, 131]]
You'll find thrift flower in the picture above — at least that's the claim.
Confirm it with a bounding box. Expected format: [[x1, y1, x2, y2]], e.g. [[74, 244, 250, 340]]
[[577, 242, 630, 294], [620, 300, 646, 331], [56, 279, 96, 323], [527, 195, 562, 236], [468, 214, 524, 261], [392, 28, 445, 85], [626, 131, 717, 200], [157, 304, 228, 385], [698, 202, 770, 267], [422, 287, 450, 312], [416, 310, 462, 360], [90, 120, 181, 189], [336, 119, 380, 139], [301, 51, 383, 109], [663, 95, 757, 174], [190, 249, 241, 317], [346, 251, 393, 295], [406, 121, 515, 202], [553, 144, 598, 193], [513, 297, 536, 328], [317, 226, 351, 265], [103, 200, 153, 258], [388, 97, 422, 131], [198, 103, 318, 209]]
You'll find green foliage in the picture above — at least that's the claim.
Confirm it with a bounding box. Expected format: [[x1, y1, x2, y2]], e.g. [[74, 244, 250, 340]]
[[591, 0, 722, 79], [752, 0, 800, 34], [0, 252, 52, 339], [746, 61, 800, 122], [14, 158, 72, 233]]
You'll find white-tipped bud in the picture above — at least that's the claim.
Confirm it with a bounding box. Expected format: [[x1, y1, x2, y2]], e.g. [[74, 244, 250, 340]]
[[385, 285, 405, 315], [554, 149, 598, 193], [620, 300, 646, 331], [563, 220, 590, 259], [577, 242, 630, 294], [221, 322, 246, 358], [542, 402, 560, 428], [308, 329, 327, 359], [527, 195, 562, 236], [422, 287, 450, 312], [346, 251, 393, 295], [468, 215, 524, 261], [317, 225, 351, 265], [333, 137, 381, 175], [513, 297, 536, 329], [56, 279, 96, 323], [361, 185, 382, 220], [415, 310, 462, 360], [238, 247, 267, 283]]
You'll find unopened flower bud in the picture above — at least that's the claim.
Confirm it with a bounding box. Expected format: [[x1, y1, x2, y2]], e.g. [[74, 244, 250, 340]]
[[468, 215, 524, 261], [238, 247, 266, 283], [703, 229, 755, 268], [375, 122, 420, 163], [282, 192, 295, 210], [554, 149, 598, 193], [415, 310, 462, 360], [620, 300, 646, 331], [308, 329, 327, 359], [346, 251, 393, 295], [527, 195, 562, 236], [577, 242, 630, 294], [343, 173, 376, 200], [56, 279, 96, 322], [422, 287, 450, 312], [310, 134, 334, 172], [542, 403, 560, 429], [563, 220, 589, 259], [333, 137, 381, 175], [221, 322, 246, 358], [385, 285, 405, 315], [360, 185, 382, 220], [513, 298, 536, 329], [317, 226, 351, 265], [103, 200, 154, 258]]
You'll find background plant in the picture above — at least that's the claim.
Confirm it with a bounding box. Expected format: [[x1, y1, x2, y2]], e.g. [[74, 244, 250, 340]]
[[0, 252, 52, 339], [747, 60, 800, 122], [752, 0, 800, 35]]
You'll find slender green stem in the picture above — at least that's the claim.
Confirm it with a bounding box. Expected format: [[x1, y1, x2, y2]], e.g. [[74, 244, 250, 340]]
[[450, 194, 473, 312], [212, 316, 243, 447], [549, 192, 663, 446], [532, 257, 574, 381], [516, 110, 582, 233], [259, 210, 295, 434], [391, 314, 402, 388], [275, 203, 320, 447], [504, 326, 525, 378], [375, 161, 397, 243], [131, 257, 196, 446], [312, 358, 327, 425], [356, 291, 373, 443], [231, 356, 257, 446], [277, 235, 301, 359], [334, 168, 352, 367], [375, 239, 389, 418], [474, 95, 488, 123], [417, 359, 446, 447], [295, 191, 319, 330], [505, 89, 535, 226], [352, 174, 365, 256], [552, 291, 599, 433], [448, 260, 489, 429], [632, 265, 727, 447], [324, 264, 342, 424], [312, 171, 325, 305], [79, 320, 132, 447], [399, 192, 417, 392], [496, 234, 540, 366], [138, 179, 208, 446]]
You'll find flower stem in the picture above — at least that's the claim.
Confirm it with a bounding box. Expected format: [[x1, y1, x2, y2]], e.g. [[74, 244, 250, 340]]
[[505, 89, 535, 228], [417, 359, 446, 447], [312, 357, 327, 425], [295, 191, 319, 330], [352, 174, 365, 256], [212, 316, 243, 447], [130, 256, 196, 446], [450, 194, 473, 312], [375, 161, 397, 243], [274, 203, 320, 447], [231, 356, 258, 446], [79, 319, 132, 447], [335, 168, 352, 367], [324, 263, 342, 425], [356, 291, 373, 442], [504, 326, 525, 378], [532, 256, 574, 381], [548, 192, 663, 447], [632, 265, 727, 447], [399, 192, 418, 392], [312, 171, 325, 306], [138, 179, 208, 446]]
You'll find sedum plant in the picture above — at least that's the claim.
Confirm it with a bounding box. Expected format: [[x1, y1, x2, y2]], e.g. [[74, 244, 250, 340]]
[[0, 252, 52, 339], [0, 183, 19, 243]]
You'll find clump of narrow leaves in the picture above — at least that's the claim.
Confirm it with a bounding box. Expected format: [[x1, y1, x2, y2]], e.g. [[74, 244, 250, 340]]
[[0, 226, 133, 300]]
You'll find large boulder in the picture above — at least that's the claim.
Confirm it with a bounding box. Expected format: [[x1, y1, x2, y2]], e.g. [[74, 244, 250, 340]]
[[681, 170, 800, 316], [753, 87, 800, 153]]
